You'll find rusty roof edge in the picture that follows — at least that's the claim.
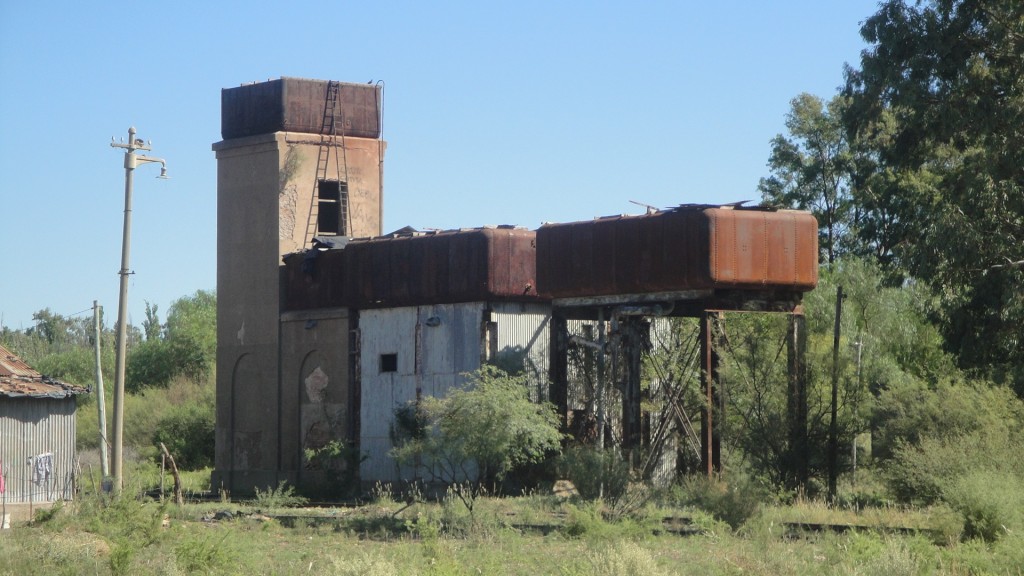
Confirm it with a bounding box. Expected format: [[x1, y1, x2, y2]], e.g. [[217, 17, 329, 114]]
[[0, 375, 90, 398]]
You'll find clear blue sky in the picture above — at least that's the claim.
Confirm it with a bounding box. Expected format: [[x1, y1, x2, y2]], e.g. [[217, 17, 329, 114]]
[[0, 1, 879, 330]]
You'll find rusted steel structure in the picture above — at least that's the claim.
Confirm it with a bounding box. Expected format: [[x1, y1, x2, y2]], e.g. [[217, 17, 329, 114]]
[[538, 205, 818, 476], [214, 76, 822, 491], [283, 227, 542, 310], [280, 227, 550, 485], [1, 345, 88, 511], [221, 77, 382, 140], [538, 205, 818, 303]]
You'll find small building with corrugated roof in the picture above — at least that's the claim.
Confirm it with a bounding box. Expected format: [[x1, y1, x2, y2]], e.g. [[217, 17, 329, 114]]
[[0, 344, 88, 521]]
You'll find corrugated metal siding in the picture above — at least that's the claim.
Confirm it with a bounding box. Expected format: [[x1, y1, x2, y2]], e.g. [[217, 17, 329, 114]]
[[0, 398, 78, 503], [490, 302, 552, 402], [281, 250, 348, 311], [358, 302, 562, 484], [358, 307, 418, 483], [358, 303, 490, 483]]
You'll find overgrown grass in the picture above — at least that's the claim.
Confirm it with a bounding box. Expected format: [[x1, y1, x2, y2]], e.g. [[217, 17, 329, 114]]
[[3, 480, 1022, 574]]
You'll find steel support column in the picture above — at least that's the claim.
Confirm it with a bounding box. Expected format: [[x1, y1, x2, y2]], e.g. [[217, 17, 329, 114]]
[[700, 311, 722, 476], [787, 310, 809, 489], [620, 317, 644, 461], [549, 314, 569, 432]]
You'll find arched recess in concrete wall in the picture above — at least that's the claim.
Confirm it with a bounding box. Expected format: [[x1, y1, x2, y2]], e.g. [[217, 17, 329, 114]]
[[230, 353, 265, 471], [299, 350, 334, 460]]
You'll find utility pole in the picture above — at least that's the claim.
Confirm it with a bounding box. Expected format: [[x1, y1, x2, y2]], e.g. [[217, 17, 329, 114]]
[[93, 301, 109, 478], [110, 127, 168, 492]]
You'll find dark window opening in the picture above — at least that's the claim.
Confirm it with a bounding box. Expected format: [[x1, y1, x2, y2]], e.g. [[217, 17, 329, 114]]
[[317, 180, 348, 235], [380, 353, 398, 373]]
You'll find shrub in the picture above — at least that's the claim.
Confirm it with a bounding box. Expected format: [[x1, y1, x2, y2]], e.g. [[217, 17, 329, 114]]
[[249, 480, 308, 509], [675, 473, 763, 530], [562, 502, 613, 539], [943, 470, 1023, 542], [174, 533, 235, 573], [304, 440, 366, 499], [152, 400, 215, 470], [586, 541, 673, 576], [558, 445, 631, 501], [391, 366, 563, 515]]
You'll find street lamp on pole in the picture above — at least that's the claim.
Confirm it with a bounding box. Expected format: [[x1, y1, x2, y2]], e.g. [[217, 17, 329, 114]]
[[110, 126, 168, 491]]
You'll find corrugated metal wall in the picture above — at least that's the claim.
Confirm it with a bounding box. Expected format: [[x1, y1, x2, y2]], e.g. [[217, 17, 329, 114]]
[[358, 302, 554, 485], [0, 398, 78, 503], [358, 303, 486, 483], [490, 302, 551, 402]]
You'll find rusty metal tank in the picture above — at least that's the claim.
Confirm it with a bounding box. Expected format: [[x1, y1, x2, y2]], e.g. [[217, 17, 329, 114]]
[[221, 77, 381, 140], [282, 227, 542, 310], [536, 206, 818, 299], [281, 248, 349, 311]]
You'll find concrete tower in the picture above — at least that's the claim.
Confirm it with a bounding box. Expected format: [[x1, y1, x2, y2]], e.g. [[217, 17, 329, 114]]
[[211, 77, 384, 493]]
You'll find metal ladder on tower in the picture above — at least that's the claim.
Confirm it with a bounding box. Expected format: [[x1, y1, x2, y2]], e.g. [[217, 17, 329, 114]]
[[304, 80, 351, 246]]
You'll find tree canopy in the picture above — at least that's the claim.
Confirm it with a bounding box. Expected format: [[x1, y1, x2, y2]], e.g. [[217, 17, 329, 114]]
[[127, 290, 217, 391], [841, 0, 1024, 389], [762, 0, 1023, 392], [759, 93, 855, 264]]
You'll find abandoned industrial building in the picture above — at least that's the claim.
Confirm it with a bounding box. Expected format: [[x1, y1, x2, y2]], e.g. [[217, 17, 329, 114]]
[[212, 77, 819, 495]]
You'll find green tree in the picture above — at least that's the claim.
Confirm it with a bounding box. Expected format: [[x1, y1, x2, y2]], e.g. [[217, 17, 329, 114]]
[[164, 290, 217, 381], [391, 366, 563, 513], [127, 290, 216, 390], [152, 400, 215, 470], [720, 256, 952, 493], [843, 0, 1024, 392], [142, 302, 163, 341], [759, 93, 856, 263], [1, 309, 117, 386]]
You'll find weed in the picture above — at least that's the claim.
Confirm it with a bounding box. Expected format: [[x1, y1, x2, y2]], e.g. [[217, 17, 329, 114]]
[[559, 445, 631, 501], [586, 541, 673, 576], [175, 532, 235, 573], [249, 480, 308, 509], [323, 551, 401, 576], [942, 469, 1023, 542], [371, 480, 395, 504], [32, 499, 65, 525], [675, 473, 763, 530], [109, 539, 135, 576], [850, 536, 921, 576]]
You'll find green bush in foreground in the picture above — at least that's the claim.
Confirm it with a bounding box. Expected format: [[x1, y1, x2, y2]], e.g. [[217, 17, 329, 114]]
[[673, 474, 764, 531], [391, 366, 563, 515], [152, 400, 215, 470], [559, 444, 631, 501]]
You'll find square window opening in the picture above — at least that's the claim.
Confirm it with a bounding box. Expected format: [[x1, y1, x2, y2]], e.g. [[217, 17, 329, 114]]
[[316, 180, 348, 235], [380, 353, 398, 373]]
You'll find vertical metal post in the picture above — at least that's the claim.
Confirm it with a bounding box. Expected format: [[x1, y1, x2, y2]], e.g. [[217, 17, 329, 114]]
[[700, 311, 719, 476], [93, 301, 109, 478], [596, 309, 606, 451], [621, 317, 643, 456], [828, 286, 844, 502], [787, 310, 808, 489], [549, 315, 569, 432]]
